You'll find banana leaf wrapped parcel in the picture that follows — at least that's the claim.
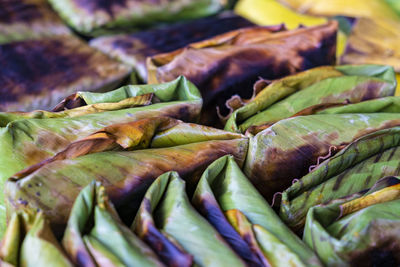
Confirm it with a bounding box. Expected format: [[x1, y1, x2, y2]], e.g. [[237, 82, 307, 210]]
[[0, 211, 73, 267], [0, 0, 70, 44], [243, 113, 400, 203], [224, 64, 397, 133], [5, 117, 248, 236], [0, 35, 131, 112], [303, 176, 400, 266], [192, 155, 322, 266], [133, 171, 246, 267], [90, 12, 254, 81], [280, 127, 400, 231], [147, 21, 337, 123], [63, 181, 163, 267], [48, 0, 224, 36], [0, 77, 202, 236]]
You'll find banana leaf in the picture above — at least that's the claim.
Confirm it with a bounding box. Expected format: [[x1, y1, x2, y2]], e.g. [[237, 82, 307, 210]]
[[234, 0, 327, 29], [0, 77, 202, 237], [5, 117, 248, 236], [0, 0, 70, 44], [63, 181, 163, 267], [47, 0, 224, 36], [341, 18, 400, 72], [243, 113, 400, 203], [280, 126, 400, 231], [0, 210, 72, 267], [0, 35, 131, 112], [192, 155, 322, 266], [133, 171, 246, 266], [303, 176, 400, 266], [90, 12, 254, 81], [277, 0, 400, 21], [147, 22, 337, 124], [224, 64, 397, 133], [233, 0, 350, 60]]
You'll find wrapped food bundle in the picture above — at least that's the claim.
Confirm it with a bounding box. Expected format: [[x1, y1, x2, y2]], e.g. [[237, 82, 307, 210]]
[[147, 21, 338, 123], [0, 0, 70, 44], [90, 12, 255, 81], [4, 116, 248, 235], [0, 35, 132, 112], [304, 176, 400, 266], [224, 64, 397, 133], [280, 127, 400, 231], [2, 0, 400, 265], [47, 0, 225, 36]]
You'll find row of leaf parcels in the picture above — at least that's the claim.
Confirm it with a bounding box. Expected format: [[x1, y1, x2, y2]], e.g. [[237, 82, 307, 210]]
[[3, 64, 400, 231], [224, 64, 400, 202], [2, 152, 400, 266], [0, 156, 321, 267], [2, 65, 400, 265]]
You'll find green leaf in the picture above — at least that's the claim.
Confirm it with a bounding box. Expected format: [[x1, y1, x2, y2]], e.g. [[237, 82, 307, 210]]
[[244, 113, 400, 203], [192, 155, 321, 266], [47, 0, 223, 35], [135, 171, 245, 266], [5, 120, 248, 237], [225, 65, 397, 133], [0, 77, 202, 237], [63, 181, 162, 267], [280, 126, 400, 231], [303, 176, 400, 266]]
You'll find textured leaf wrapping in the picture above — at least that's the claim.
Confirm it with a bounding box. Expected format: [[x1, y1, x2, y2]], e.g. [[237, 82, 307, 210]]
[[224, 64, 397, 133], [5, 118, 248, 236], [243, 113, 400, 203], [133, 171, 245, 266], [0, 36, 132, 112], [192, 155, 321, 266], [0, 0, 70, 44], [62, 181, 163, 267], [48, 0, 224, 35], [147, 22, 337, 124], [303, 176, 400, 266], [0, 211, 72, 267], [280, 127, 400, 231], [0, 77, 202, 236], [90, 12, 254, 81]]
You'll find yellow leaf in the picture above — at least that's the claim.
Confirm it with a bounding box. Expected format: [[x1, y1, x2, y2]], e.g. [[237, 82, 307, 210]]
[[234, 0, 327, 29]]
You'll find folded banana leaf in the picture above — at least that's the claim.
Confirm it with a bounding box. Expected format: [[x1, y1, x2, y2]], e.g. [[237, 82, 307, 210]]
[[192, 155, 322, 266], [276, 0, 400, 94], [224, 64, 397, 133], [63, 181, 163, 267], [0, 77, 202, 236], [233, 0, 349, 60], [341, 18, 400, 72], [234, 0, 327, 29], [0, 76, 201, 182], [5, 117, 248, 237], [48, 0, 224, 36], [147, 22, 337, 124], [243, 113, 400, 203], [0, 0, 70, 44], [280, 126, 400, 231], [0, 210, 72, 267], [0, 35, 132, 112], [133, 171, 246, 266], [90, 12, 254, 81], [277, 0, 400, 20], [303, 176, 400, 266]]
